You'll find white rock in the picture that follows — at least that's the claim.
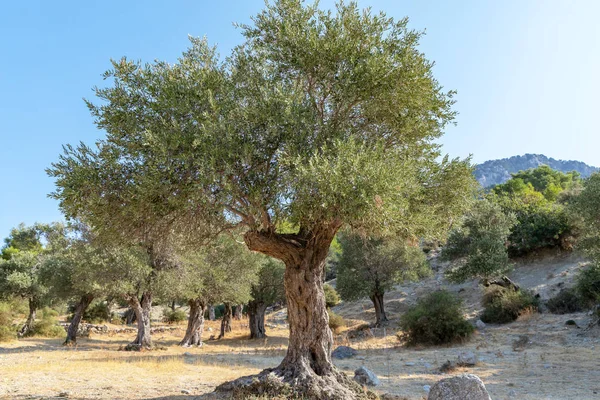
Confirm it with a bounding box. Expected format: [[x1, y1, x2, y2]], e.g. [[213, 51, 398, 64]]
[[428, 374, 491, 400]]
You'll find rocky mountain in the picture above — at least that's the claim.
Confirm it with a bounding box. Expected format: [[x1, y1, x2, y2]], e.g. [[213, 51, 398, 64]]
[[474, 154, 598, 188]]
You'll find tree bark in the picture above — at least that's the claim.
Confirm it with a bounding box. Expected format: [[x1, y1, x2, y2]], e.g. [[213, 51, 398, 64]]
[[18, 298, 38, 337], [218, 224, 365, 399], [64, 294, 94, 346], [247, 300, 267, 339], [180, 298, 207, 347], [370, 292, 388, 327], [127, 292, 153, 349], [208, 305, 216, 321], [234, 304, 243, 320], [170, 300, 176, 312], [219, 302, 233, 338]]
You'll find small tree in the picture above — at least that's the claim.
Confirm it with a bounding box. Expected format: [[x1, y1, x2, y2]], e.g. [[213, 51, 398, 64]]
[[248, 258, 285, 339], [442, 199, 516, 284], [337, 234, 430, 326], [571, 173, 600, 261], [0, 223, 65, 337]]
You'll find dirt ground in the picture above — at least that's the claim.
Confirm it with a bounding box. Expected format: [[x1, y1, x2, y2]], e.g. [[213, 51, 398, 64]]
[[1, 252, 599, 400]]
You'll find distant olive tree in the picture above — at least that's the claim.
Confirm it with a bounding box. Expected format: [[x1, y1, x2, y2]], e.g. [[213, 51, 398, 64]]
[[336, 234, 430, 326], [247, 258, 285, 339], [442, 199, 516, 284]]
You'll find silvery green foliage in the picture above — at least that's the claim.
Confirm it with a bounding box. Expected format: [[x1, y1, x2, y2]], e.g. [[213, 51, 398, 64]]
[[48, 0, 476, 248], [442, 199, 516, 283], [571, 173, 600, 262], [336, 233, 430, 302]]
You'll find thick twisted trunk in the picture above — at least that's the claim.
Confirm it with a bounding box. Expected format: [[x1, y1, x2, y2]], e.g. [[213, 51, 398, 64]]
[[247, 300, 267, 339], [234, 304, 243, 320], [208, 305, 216, 321], [180, 298, 206, 347], [219, 303, 233, 338], [18, 298, 38, 337], [370, 292, 388, 326], [218, 224, 369, 399], [127, 292, 153, 349], [64, 294, 94, 346]]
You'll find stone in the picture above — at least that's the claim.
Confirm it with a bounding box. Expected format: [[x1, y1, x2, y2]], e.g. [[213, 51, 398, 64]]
[[457, 351, 477, 366], [183, 352, 193, 357], [181, 389, 191, 394], [476, 319, 486, 330], [508, 389, 517, 397], [428, 374, 491, 400], [332, 345, 358, 359], [58, 392, 70, 398], [405, 362, 416, 366], [353, 366, 380, 387], [423, 385, 431, 393]]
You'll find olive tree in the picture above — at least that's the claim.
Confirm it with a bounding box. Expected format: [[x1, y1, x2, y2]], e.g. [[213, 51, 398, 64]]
[[248, 258, 285, 339], [336, 234, 430, 326], [163, 234, 260, 346], [0, 223, 65, 336], [48, 1, 475, 397], [441, 198, 517, 285], [571, 173, 600, 261]]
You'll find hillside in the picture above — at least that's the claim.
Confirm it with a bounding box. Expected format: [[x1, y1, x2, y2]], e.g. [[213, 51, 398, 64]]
[[474, 154, 598, 187]]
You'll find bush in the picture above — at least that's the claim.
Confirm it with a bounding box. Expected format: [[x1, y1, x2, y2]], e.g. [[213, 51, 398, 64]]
[[576, 264, 600, 308], [399, 290, 474, 346], [0, 302, 17, 342], [324, 284, 340, 308], [30, 307, 65, 338], [480, 287, 539, 323], [85, 302, 113, 323], [163, 309, 187, 324], [328, 310, 345, 332], [546, 288, 583, 314]]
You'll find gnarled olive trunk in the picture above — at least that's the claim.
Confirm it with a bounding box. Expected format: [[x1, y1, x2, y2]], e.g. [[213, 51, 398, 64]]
[[247, 300, 267, 339], [370, 292, 388, 326], [180, 298, 207, 347], [208, 305, 216, 321], [64, 294, 94, 346], [219, 302, 232, 339], [127, 292, 153, 349], [234, 304, 243, 320], [218, 224, 365, 399], [18, 298, 38, 337]]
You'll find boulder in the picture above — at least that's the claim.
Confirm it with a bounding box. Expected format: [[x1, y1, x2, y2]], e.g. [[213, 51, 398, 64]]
[[428, 374, 491, 400], [332, 345, 358, 359], [353, 366, 380, 387], [457, 351, 477, 366], [476, 320, 486, 330]]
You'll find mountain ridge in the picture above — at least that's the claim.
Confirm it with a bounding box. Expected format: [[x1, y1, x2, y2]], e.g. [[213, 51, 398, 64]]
[[474, 154, 598, 187]]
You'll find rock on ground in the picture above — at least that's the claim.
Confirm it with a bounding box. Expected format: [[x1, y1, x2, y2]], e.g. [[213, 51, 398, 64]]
[[332, 345, 358, 359], [428, 374, 491, 400], [353, 366, 380, 387], [457, 351, 477, 366]]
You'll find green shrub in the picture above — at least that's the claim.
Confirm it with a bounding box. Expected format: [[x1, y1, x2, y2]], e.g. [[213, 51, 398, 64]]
[[0, 302, 17, 342], [399, 290, 474, 346], [328, 310, 345, 332], [481, 287, 539, 323], [324, 284, 340, 308], [163, 309, 187, 324], [85, 302, 113, 323], [546, 288, 583, 314], [576, 264, 600, 308], [30, 307, 65, 338]]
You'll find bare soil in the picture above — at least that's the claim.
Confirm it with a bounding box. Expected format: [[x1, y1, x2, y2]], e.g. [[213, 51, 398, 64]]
[[1, 251, 599, 400]]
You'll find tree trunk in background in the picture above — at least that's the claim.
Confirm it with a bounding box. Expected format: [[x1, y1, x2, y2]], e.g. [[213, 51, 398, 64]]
[[370, 292, 388, 327], [247, 300, 267, 339], [234, 304, 243, 320], [18, 298, 38, 337], [219, 302, 232, 339], [170, 300, 176, 312], [64, 294, 94, 346], [180, 298, 207, 347], [218, 225, 364, 398], [208, 305, 216, 321], [127, 292, 153, 349]]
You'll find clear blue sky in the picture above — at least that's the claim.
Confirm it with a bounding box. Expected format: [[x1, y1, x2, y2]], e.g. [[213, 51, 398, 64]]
[[1, 0, 599, 240]]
